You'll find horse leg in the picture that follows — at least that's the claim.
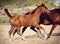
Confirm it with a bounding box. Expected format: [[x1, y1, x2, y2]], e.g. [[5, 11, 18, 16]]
[[22, 26, 37, 33], [13, 29, 17, 36], [47, 24, 57, 38], [34, 24, 46, 39], [30, 26, 42, 37], [16, 26, 26, 40], [13, 27, 27, 36], [16, 26, 22, 36], [16, 27, 22, 39], [38, 26, 48, 39], [9, 25, 14, 38], [22, 27, 27, 33], [9, 25, 14, 41], [30, 26, 37, 32]]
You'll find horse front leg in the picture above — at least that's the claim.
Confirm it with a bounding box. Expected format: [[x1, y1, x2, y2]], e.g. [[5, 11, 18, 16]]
[[47, 24, 57, 38], [30, 26, 40, 37], [38, 25, 48, 40], [34, 24, 47, 39]]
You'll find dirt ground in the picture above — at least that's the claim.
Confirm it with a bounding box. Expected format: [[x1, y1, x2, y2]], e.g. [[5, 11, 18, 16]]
[[0, 24, 60, 44]]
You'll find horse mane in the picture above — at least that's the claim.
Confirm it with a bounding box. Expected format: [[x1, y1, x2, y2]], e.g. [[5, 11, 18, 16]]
[[31, 5, 41, 14], [31, 3, 47, 14], [54, 8, 60, 13], [25, 3, 47, 15], [24, 5, 41, 15], [25, 11, 30, 15]]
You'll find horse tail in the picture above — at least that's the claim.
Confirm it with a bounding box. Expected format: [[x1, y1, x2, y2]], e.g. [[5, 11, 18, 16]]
[[4, 8, 12, 18]]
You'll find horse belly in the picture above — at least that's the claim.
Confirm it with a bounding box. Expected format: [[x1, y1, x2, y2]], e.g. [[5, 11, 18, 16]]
[[21, 19, 32, 27]]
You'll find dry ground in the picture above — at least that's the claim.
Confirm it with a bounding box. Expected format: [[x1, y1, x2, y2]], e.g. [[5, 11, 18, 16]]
[[0, 24, 60, 44]]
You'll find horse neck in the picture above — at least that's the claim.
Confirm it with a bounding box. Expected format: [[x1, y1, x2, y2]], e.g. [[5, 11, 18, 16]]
[[33, 8, 42, 17]]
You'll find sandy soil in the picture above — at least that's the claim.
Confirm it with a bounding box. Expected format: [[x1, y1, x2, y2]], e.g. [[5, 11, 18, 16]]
[[0, 24, 60, 44]]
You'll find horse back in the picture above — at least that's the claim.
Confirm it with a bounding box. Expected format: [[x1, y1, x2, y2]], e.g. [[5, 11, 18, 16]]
[[50, 9, 60, 24]]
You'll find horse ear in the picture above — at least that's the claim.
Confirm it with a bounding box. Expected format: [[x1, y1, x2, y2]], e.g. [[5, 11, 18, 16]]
[[41, 3, 44, 6]]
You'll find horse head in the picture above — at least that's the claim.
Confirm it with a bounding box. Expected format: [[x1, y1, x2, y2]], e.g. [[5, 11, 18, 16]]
[[39, 3, 50, 14]]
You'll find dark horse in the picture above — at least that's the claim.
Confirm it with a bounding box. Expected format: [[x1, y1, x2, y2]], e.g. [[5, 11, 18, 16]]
[[4, 3, 50, 40], [13, 7, 60, 39]]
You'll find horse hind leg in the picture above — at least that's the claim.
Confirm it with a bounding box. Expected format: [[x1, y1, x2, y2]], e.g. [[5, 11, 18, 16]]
[[9, 25, 14, 41], [13, 29, 17, 36], [13, 26, 27, 36], [22, 27, 27, 33], [9, 25, 14, 37], [30, 26, 37, 32]]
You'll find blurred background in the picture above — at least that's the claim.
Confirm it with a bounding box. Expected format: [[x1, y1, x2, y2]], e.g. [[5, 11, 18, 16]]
[[0, 0, 60, 24]]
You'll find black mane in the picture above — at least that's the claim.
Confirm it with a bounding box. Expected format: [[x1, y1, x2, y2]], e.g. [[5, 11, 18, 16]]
[[31, 3, 48, 14], [31, 5, 41, 14], [25, 3, 47, 15], [25, 12, 30, 15], [55, 8, 60, 13]]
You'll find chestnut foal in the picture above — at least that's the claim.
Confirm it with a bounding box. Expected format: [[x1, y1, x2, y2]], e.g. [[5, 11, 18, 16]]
[[4, 4, 50, 40]]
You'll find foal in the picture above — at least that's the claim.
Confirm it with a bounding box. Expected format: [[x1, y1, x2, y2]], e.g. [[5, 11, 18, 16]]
[[4, 4, 50, 40]]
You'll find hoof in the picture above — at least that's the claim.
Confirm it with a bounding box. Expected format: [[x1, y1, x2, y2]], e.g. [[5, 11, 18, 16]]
[[9, 38, 13, 42], [43, 34, 48, 40], [21, 36, 27, 40], [47, 36, 50, 38], [43, 37, 48, 40], [9, 39, 12, 41]]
